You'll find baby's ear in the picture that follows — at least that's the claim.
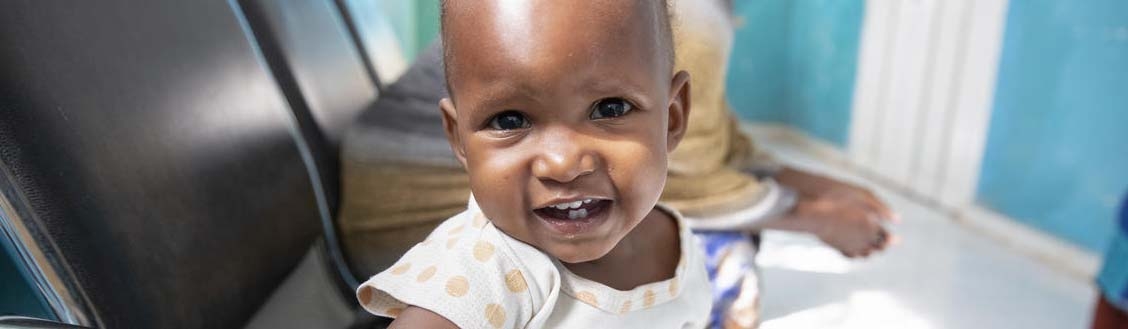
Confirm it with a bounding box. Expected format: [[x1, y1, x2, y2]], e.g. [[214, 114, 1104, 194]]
[[439, 98, 469, 168], [666, 70, 691, 152]]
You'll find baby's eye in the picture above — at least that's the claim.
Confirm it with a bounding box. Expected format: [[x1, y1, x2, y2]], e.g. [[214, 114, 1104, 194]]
[[589, 98, 633, 119], [487, 111, 531, 130]]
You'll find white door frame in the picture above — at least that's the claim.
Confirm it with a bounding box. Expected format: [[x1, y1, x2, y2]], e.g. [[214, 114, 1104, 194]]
[[848, 0, 1010, 210]]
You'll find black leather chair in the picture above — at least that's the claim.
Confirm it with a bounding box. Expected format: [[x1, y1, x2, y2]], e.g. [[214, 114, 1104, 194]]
[[0, 0, 350, 327], [240, 0, 382, 203], [238, 0, 383, 293], [333, 0, 412, 88]]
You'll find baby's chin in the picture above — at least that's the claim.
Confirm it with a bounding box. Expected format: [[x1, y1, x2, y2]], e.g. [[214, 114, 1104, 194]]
[[545, 239, 620, 264]]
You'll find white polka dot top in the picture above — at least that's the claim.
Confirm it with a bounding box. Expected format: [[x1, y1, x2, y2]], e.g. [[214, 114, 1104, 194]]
[[357, 196, 713, 328]]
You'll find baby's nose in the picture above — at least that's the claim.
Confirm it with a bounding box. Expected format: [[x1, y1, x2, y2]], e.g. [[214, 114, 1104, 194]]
[[531, 135, 597, 183]]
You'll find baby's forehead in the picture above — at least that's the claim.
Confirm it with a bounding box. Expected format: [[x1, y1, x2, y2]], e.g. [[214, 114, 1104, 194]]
[[437, 0, 667, 86]]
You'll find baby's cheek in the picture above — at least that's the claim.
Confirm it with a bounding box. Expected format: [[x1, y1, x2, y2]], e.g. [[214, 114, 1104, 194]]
[[604, 139, 667, 215], [466, 153, 529, 226]]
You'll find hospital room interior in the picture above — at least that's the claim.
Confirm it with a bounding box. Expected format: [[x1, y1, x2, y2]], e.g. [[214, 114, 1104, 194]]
[[1, 0, 1126, 328]]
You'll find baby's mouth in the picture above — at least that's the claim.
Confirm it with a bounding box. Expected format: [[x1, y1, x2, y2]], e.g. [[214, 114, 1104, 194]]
[[533, 198, 611, 221]]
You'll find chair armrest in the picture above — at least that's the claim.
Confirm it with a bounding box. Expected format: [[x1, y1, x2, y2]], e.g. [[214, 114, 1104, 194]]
[[0, 316, 91, 329]]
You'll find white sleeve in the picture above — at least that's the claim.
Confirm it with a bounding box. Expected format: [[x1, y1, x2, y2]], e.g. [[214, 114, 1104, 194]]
[[357, 213, 546, 328], [682, 178, 798, 231]]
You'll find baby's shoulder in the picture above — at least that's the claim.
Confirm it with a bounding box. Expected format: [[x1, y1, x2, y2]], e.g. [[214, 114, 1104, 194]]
[[357, 209, 559, 328]]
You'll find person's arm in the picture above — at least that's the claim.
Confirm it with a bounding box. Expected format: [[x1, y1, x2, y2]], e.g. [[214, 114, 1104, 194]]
[[388, 306, 460, 329], [753, 166, 899, 258]]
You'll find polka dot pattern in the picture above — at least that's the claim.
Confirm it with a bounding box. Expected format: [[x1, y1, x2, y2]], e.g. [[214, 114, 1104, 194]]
[[417, 266, 437, 282], [360, 205, 710, 326], [643, 290, 656, 308], [575, 291, 598, 307], [449, 224, 465, 235], [446, 275, 469, 297], [390, 263, 411, 275], [473, 241, 495, 262], [485, 303, 506, 328], [505, 269, 527, 293], [473, 213, 488, 228]]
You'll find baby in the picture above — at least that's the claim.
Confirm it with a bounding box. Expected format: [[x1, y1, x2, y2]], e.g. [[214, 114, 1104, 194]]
[[356, 0, 712, 327]]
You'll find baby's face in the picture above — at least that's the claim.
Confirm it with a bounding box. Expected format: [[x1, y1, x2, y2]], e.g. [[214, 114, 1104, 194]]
[[440, 0, 688, 263]]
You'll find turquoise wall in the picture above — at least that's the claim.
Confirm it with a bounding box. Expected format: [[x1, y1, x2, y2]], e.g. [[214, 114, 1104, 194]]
[[1, 239, 50, 318], [978, 0, 1128, 252], [726, 0, 793, 124], [413, 0, 440, 54], [727, 0, 864, 146], [372, 0, 439, 61]]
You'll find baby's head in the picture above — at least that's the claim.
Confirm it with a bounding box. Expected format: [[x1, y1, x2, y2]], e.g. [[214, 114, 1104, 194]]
[[438, 0, 689, 263]]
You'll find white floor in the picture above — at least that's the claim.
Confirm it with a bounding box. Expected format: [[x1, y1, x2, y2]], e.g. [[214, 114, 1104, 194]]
[[749, 129, 1096, 329]]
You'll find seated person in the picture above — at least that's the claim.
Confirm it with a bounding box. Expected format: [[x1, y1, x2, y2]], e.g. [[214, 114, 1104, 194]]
[[356, 0, 711, 327], [1092, 193, 1128, 328], [663, 1, 896, 326]]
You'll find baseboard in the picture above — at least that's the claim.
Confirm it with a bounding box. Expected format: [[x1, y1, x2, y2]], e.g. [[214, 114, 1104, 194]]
[[957, 205, 1100, 280], [740, 123, 849, 167], [740, 122, 1100, 281]]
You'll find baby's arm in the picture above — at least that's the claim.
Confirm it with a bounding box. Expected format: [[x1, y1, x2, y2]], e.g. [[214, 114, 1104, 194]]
[[388, 306, 459, 329]]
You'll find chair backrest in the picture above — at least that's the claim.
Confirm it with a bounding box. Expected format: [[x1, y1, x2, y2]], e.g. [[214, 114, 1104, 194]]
[[0, 0, 327, 327], [239, 0, 381, 221], [335, 0, 412, 86]]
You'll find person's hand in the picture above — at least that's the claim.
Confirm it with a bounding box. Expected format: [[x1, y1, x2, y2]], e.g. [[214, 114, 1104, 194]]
[[775, 168, 899, 258]]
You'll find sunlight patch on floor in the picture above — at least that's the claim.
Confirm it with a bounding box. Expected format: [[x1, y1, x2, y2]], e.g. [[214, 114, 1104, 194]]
[[756, 233, 853, 275], [762, 290, 933, 329]]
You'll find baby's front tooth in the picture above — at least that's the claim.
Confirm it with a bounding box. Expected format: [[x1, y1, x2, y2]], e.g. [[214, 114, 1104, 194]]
[[582, 199, 592, 204], [569, 201, 583, 209], [554, 203, 569, 210], [567, 209, 588, 220]]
